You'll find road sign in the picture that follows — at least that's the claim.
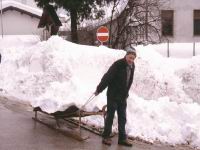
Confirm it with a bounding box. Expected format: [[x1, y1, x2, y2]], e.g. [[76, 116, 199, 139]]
[[96, 26, 109, 43]]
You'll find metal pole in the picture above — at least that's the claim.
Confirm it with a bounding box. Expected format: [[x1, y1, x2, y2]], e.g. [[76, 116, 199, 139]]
[[0, 0, 3, 38], [167, 40, 169, 57], [193, 42, 196, 56]]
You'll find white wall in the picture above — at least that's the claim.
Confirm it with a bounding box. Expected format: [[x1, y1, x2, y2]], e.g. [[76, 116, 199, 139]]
[[161, 0, 200, 42], [0, 10, 42, 35]]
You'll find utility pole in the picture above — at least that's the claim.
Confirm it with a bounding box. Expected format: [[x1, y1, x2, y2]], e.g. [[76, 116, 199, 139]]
[[0, 0, 3, 38]]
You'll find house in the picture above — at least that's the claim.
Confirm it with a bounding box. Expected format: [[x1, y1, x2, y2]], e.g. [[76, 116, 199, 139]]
[[0, 0, 42, 35], [160, 0, 200, 42]]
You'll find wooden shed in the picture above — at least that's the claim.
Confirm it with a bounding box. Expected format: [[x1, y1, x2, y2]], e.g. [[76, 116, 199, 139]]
[[38, 4, 62, 37]]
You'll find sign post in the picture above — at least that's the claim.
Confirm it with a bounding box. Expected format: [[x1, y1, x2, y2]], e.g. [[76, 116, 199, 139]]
[[0, 0, 3, 38], [96, 26, 109, 45]]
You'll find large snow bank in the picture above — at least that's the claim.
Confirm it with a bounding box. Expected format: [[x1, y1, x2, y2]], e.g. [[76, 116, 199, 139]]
[[177, 56, 200, 103], [126, 95, 200, 146], [0, 35, 40, 49], [1, 36, 200, 147], [132, 45, 192, 103], [0, 36, 124, 113]]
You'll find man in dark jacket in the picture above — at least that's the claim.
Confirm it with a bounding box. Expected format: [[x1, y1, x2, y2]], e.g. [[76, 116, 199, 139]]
[[95, 49, 136, 147]]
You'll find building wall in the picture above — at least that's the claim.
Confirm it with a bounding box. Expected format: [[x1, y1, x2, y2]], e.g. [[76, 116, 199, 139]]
[[161, 0, 200, 42], [0, 10, 42, 35]]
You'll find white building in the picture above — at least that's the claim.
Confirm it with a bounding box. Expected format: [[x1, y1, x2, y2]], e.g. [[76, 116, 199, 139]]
[[160, 0, 200, 42], [0, 0, 42, 35]]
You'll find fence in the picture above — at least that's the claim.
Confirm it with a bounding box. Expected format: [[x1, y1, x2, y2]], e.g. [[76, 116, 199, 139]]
[[153, 42, 200, 58]]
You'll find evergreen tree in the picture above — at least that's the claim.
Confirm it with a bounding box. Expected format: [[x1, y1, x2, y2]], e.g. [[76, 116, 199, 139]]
[[35, 0, 113, 43]]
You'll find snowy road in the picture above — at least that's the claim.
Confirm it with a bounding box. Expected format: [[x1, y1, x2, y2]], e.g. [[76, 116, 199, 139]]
[[0, 96, 197, 150]]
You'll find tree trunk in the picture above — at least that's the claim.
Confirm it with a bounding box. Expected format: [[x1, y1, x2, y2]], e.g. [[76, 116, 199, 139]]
[[145, 0, 148, 42], [70, 8, 78, 43]]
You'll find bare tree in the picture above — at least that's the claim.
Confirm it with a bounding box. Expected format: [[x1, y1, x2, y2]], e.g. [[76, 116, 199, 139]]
[[108, 0, 166, 49]]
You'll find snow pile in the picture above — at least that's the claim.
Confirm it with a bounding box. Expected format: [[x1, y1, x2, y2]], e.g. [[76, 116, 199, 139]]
[[132, 45, 192, 103], [177, 56, 200, 103], [0, 35, 40, 49], [1, 36, 200, 147], [0, 36, 124, 112], [127, 95, 200, 146]]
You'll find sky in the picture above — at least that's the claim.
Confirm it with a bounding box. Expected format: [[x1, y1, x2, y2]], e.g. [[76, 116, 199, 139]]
[[0, 35, 200, 148]]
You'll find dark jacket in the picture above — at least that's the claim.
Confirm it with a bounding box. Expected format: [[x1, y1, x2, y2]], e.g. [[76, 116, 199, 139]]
[[96, 58, 135, 100]]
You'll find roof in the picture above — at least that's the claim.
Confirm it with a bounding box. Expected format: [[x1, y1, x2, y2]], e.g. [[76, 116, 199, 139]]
[[38, 4, 62, 28], [1, 0, 42, 18]]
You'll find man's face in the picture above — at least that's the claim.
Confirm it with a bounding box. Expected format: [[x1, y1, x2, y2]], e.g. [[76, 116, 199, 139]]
[[125, 54, 136, 65]]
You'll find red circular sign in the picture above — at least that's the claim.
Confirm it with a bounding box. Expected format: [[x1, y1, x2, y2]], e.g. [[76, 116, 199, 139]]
[[97, 26, 109, 43]]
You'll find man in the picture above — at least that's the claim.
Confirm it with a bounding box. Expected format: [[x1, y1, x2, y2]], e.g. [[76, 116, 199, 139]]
[[94, 49, 136, 147]]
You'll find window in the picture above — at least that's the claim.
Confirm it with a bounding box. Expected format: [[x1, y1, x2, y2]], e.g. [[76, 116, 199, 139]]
[[194, 10, 200, 36], [161, 10, 174, 36]]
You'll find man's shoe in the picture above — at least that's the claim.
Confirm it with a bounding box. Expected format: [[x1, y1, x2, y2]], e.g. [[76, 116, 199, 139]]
[[102, 138, 112, 146], [118, 139, 133, 147]]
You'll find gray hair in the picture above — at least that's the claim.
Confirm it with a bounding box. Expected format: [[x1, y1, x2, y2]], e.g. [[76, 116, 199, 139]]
[[126, 48, 136, 57]]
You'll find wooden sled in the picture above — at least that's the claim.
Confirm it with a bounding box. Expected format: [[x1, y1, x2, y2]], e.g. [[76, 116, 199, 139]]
[[32, 105, 107, 141]]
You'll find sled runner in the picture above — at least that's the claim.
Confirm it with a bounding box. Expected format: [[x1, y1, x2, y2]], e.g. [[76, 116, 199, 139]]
[[32, 105, 107, 141]]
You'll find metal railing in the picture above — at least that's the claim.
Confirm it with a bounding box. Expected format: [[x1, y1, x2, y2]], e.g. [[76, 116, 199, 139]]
[[161, 41, 200, 58]]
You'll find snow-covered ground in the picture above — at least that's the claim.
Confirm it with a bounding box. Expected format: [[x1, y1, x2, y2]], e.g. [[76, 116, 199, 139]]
[[0, 35, 200, 148]]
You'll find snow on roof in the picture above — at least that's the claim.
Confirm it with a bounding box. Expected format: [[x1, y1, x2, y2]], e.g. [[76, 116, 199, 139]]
[[1, 0, 42, 17]]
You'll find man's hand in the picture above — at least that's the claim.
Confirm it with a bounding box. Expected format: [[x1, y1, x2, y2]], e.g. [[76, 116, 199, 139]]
[[94, 91, 99, 96]]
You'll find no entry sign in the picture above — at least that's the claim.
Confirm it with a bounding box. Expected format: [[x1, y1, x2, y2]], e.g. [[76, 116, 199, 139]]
[[96, 26, 109, 43]]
